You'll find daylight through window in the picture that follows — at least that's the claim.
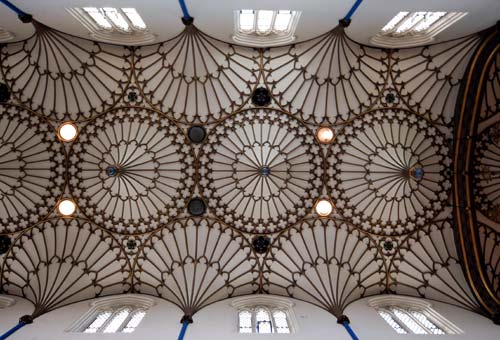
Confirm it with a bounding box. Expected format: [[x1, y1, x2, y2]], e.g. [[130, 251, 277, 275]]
[[238, 307, 291, 334]]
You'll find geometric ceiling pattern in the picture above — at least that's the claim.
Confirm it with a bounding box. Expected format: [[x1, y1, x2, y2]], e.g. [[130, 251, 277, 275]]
[[0, 18, 498, 324]]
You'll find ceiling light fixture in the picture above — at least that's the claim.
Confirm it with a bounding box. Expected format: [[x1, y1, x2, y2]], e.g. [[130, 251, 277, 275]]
[[315, 199, 334, 217], [58, 199, 77, 216], [316, 127, 334, 144], [57, 122, 78, 142]]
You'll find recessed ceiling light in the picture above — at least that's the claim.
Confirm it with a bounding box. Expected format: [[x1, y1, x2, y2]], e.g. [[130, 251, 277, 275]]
[[58, 199, 77, 216], [316, 127, 334, 144], [58, 122, 78, 142], [102, 8, 130, 32], [315, 199, 333, 217]]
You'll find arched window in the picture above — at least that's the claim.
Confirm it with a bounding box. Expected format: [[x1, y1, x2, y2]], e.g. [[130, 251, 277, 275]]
[[369, 296, 462, 335], [232, 296, 296, 334], [67, 295, 154, 334]]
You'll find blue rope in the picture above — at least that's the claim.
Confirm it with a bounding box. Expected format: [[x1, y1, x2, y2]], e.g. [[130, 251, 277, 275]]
[[0, 0, 26, 16], [0, 322, 27, 340], [344, 0, 363, 20], [178, 0, 192, 20], [342, 321, 360, 340], [177, 320, 190, 340]]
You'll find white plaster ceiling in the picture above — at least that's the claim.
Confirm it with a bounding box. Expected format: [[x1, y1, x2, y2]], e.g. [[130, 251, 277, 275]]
[[0, 0, 499, 45]]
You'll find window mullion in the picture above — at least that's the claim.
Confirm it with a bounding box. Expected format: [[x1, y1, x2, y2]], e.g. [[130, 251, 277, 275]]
[[117, 309, 134, 333]]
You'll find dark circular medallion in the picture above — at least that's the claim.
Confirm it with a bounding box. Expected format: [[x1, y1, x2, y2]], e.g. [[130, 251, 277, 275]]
[[126, 239, 137, 250], [127, 91, 138, 102], [0, 83, 10, 103], [258, 166, 271, 177], [188, 125, 207, 144], [105, 165, 119, 177], [188, 197, 206, 216], [252, 236, 271, 254], [0, 235, 11, 254], [251, 87, 271, 107]]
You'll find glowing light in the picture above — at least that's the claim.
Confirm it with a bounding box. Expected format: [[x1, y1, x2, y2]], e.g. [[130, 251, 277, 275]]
[[315, 199, 333, 217], [58, 122, 78, 142], [316, 127, 334, 144], [58, 199, 77, 216]]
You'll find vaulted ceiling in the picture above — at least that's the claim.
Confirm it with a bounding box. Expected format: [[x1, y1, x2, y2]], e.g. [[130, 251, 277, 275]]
[[0, 0, 499, 325]]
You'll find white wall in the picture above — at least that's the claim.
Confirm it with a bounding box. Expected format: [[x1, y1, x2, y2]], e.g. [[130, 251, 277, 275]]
[[0, 294, 498, 340]]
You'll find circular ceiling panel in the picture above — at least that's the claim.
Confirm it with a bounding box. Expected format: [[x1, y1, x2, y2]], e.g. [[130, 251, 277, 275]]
[[200, 108, 322, 234], [69, 107, 195, 234], [328, 108, 451, 235], [0, 104, 64, 234]]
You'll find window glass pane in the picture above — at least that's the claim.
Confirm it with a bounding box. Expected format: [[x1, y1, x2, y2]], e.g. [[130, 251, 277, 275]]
[[122, 310, 146, 333], [256, 10, 274, 34], [411, 311, 445, 335], [84, 311, 112, 333], [413, 12, 446, 32], [378, 311, 407, 334], [239, 10, 255, 33], [103, 8, 130, 32], [396, 12, 427, 34], [274, 11, 292, 33], [273, 310, 290, 333], [83, 7, 112, 29], [381, 12, 409, 32], [238, 310, 253, 333], [122, 8, 146, 30], [103, 308, 130, 333], [255, 308, 272, 334], [392, 308, 427, 334]]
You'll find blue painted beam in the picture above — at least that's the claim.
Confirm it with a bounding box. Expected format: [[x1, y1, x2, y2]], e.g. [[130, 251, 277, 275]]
[[0, 0, 32, 22], [178, 0, 192, 21], [344, 0, 363, 20], [0, 322, 27, 340], [342, 321, 360, 340], [177, 319, 190, 340]]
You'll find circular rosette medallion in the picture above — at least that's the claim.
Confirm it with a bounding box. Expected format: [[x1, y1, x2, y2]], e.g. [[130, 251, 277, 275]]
[[69, 107, 195, 234], [327, 109, 450, 235], [0, 105, 64, 233], [200, 109, 322, 233]]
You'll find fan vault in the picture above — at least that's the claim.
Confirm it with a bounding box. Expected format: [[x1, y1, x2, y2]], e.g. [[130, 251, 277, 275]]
[[0, 9, 499, 331]]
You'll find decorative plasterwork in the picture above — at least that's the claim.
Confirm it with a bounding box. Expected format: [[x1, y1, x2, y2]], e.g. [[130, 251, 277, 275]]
[[66, 8, 156, 45], [453, 28, 500, 317], [200, 108, 322, 234], [0, 19, 494, 322], [0, 295, 15, 309]]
